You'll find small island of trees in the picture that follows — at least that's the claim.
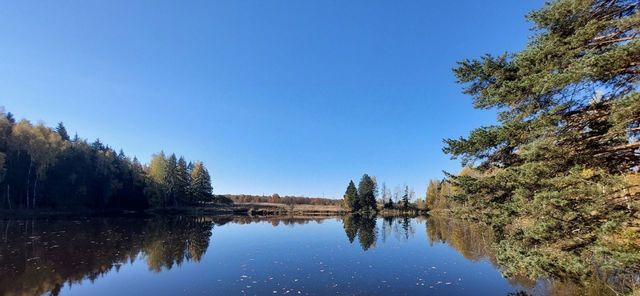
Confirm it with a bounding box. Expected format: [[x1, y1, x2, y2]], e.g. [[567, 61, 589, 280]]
[[342, 174, 426, 214]]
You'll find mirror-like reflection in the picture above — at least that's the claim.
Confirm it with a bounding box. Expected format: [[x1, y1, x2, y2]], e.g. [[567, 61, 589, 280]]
[[0, 216, 222, 296], [424, 215, 637, 296], [0, 215, 634, 296]]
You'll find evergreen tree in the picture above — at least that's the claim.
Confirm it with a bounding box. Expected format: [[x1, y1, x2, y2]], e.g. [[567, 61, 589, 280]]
[[175, 156, 191, 204], [443, 0, 640, 279], [0, 110, 215, 210], [401, 185, 410, 209], [165, 153, 178, 206], [357, 174, 377, 212], [343, 180, 359, 211], [5, 112, 15, 124], [55, 122, 70, 141], [190, 161, 212, 203]]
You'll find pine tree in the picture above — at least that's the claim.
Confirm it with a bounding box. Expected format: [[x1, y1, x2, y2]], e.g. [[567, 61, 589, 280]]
[[357, 174, 377, 212], [443, 0, 640, 279], [343, 180, 359, 211]]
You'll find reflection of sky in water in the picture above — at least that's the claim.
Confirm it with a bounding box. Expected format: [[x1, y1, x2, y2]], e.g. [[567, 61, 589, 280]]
[[56, 217, 525, 296]]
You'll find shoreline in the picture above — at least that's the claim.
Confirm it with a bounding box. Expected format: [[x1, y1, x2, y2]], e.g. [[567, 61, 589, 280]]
[[0, 203, 430, 218]]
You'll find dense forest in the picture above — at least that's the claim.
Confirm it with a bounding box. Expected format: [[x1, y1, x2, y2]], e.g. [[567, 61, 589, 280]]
[[432, 0, 639, 283], [0, 110, 213, 210]]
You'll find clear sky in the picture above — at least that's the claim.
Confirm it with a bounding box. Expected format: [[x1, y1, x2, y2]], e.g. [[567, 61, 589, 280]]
[[0, 0, 543, 198]]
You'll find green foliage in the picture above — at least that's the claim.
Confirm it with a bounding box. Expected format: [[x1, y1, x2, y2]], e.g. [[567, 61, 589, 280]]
[[175, 157, 191, 203], [55, 122, 70, 142], [190, 161, 213, 203], [401, 185, 410, 209], [442, 0, 640, 280], [0, 110, 214, 210], [343, 180, 359, 211], [342, 214, 377, 250], [357, 174, 377, 212], [424, 177, 461, 210]]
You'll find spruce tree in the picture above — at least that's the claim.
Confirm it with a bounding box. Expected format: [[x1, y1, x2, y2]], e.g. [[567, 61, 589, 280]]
[[190, 161, 212, 203], [401, 185, 410, 209], [165, 154, 178, 206], [343, 180, 359, 211], [175, 156, 191, 204], [357, 174, 377, 212], [55, 122, 70, 141]]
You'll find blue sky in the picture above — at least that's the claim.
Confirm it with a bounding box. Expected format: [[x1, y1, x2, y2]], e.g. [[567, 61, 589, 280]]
[[0, 0, 543, 198]]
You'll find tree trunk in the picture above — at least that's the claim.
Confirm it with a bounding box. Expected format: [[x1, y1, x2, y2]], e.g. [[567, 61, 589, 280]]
[[173, 192, 177, 208], [26, 160, 32, 209], [6, 184, 10, 210], [32, 174, 38, 209], [3, 220, 10, 243]]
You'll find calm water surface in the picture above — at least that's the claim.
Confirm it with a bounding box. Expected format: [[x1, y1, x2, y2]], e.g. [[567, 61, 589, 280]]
[[0, 215, 593, 295]]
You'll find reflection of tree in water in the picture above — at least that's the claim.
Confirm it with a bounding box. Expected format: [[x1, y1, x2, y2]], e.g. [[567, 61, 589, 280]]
[[231, 216, 330, 227], [380, 217, 393, 243], [0, 216, 215, 296], [342, 215, 359, 243], [394, 217, 415, 242], [426, 215, 629, 296], [357, 215, 376, 250], [426, 215, 496, 263], [379, 216, 416, 243], [341, 215, 377, 250], [143, 216, 214, 271]]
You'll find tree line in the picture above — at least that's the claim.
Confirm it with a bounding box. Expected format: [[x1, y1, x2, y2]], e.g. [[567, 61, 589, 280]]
[[436, 0, 639, 283], [226, 193, 342, 206], [0, 109, 213, 210]]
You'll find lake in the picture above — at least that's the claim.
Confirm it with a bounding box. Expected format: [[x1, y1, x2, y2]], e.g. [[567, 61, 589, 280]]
[[0, 215, 611, 295]]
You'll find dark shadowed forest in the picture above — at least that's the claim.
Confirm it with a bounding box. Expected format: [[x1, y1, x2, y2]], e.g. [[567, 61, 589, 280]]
[[0, 110, 213, 211]]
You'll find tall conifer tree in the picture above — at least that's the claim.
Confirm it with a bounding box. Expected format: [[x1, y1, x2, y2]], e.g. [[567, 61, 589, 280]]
[[190, 161, 212, 203], [343, 180, 359, 211], [444, 0, 639, 278], [357, 174, 377, 212]]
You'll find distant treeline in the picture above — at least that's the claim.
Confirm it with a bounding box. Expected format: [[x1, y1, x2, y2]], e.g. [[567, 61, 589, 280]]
[[0, 109, 213, 210], [226, 193, 341, 206]]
